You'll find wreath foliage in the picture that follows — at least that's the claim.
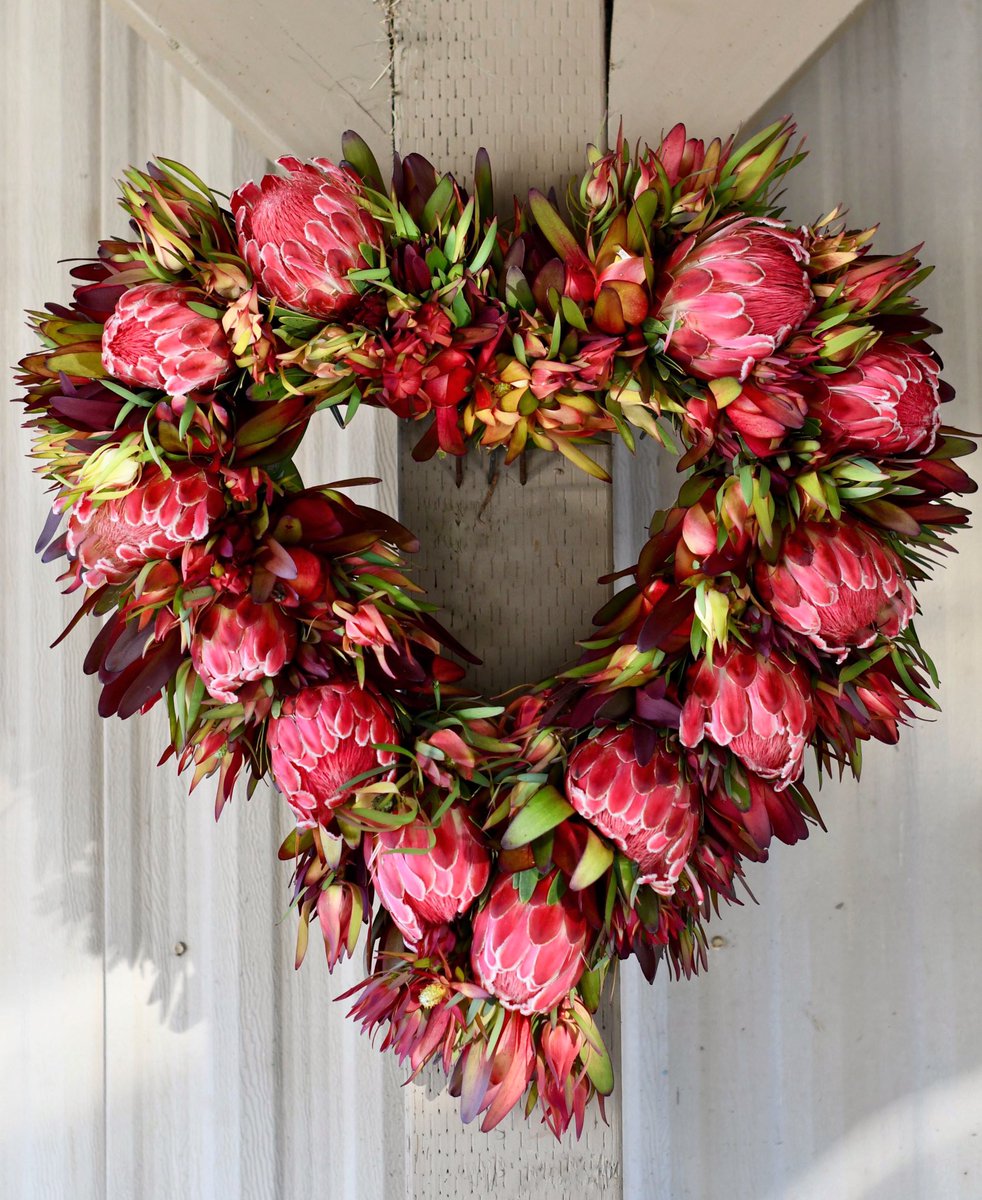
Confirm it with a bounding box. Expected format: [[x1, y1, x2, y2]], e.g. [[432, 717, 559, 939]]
[[15, 119, 976, 1137]]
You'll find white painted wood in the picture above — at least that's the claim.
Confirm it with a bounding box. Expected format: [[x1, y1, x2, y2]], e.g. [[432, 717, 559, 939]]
[[104, 0, 392, 166], [8, 0, 982, 1197], [0, 3, 107, 1198], [391, 2, 621, 1193], [96, 8, 405, 1199], [612, 1, 982, 1197], [609, 0, 872, 137]]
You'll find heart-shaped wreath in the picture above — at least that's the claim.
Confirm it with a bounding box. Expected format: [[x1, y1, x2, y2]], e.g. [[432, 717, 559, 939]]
[[16, 119, 976, 1138]]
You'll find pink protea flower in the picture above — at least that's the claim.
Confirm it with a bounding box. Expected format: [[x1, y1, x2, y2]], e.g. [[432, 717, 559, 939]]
[[657, 217, 814, 380], [66, 466, 225, 588], [680, 646, 816, 787], [101, 282, 234, 394], [756, 519, 915, 661], [190, 596, 298, 702], [470, 875, 588, 1015], [367, 806, 491, 948], [564, 727, 700, 894], [267, 681, 398, 827], [230, 156, 384, 319], [811, 339, 942, 455]]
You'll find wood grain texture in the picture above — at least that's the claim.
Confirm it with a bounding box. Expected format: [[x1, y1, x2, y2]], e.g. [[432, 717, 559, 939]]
[[612, 1, 982, 1197], [0, 3, 107, 1197], [105, 0, 392, 165], [391, 2, 621, 1194], [609, 0, 872, 137]]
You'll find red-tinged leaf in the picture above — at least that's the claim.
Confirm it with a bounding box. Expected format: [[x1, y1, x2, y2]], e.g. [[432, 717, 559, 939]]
[[34, 506, 63, 556], [569, 828, 614, 891], [83, 614, 123, 677], [278, 827, 315, 860], [458, 1043, 493, 1125], [262, 537, 298, 579], [853, 499, 922, 537], [51, 587, 110, 650], [593, 286, 625, 334], [571, 1003, 614, 1094], [235, 397, 309, 449], [474, 147, 494, 219], [341, 130, 385, 192], [111, 633, 183, 719], [295, 902, 310, 970], [637, 587, 693, 652], [528, 190, 585, 264]]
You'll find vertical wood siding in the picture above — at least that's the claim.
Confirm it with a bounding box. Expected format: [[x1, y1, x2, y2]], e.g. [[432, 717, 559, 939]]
[[612, 2, 982, 1198], [3, 0, 980, 1197]]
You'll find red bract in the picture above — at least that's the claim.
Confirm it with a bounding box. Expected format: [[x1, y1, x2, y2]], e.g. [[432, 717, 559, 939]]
[[684, 378, 808, 458], [756, 519, 915, 661], [706, 773, 812, 861], [101, 282, 234, 395], [367, 806, 491, 949], [66, 467, 224, 588], [470, 876, 589, 1015], [267, 682, 399, 827], [636, 124, 732, 207], [230, 156, 383, 319], [657, 217, 814, 380], [679, 646, 816, 787], [190, 596, 298, 702], [812, 339, 942, 456], [565, 727, 701, 894]]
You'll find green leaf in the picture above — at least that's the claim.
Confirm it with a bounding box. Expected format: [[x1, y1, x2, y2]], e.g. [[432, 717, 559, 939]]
[[569, 829, 614, 891], [468, 220, 498, 273], [421, 175, 456, 233], [500, 785, 574, 850], [571, 1005, 614, 1095], [186, 301, 222, 319], [514, 868, 538, 904], [528, 190, 580, 259], [578, 965, 602, 1012], [177, 397, 197, 441], [47, 350, 104, 378], [341, 130, 385, 192]]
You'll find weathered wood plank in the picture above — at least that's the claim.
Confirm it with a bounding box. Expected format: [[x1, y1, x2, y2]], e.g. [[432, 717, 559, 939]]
[[0, 3, 107, 1197], [609, 0, 872, 137], [612, 1, 982, 1196], [392, 2, 621, 1194], [104, 0, 392, 165]]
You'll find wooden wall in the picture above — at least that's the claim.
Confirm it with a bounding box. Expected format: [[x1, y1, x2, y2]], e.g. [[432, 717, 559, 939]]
[[2, 1, 980, 1197]]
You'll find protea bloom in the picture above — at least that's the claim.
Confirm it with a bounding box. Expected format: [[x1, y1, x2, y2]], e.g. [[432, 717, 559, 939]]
[[66, 466, 225, 588], [101, 282, 234, 394], [811, 338, 942, 455], [367, 806, 491, 948], [470, 875, 588, 1015], [564, 727, 700, 894], [756, 519, 915, 660], [230, 156, 383, 319], [657, 217, 813, 380], [267, 681, 398, 827], [190, 596, 298, 702], [679, 646, 816, 787]]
